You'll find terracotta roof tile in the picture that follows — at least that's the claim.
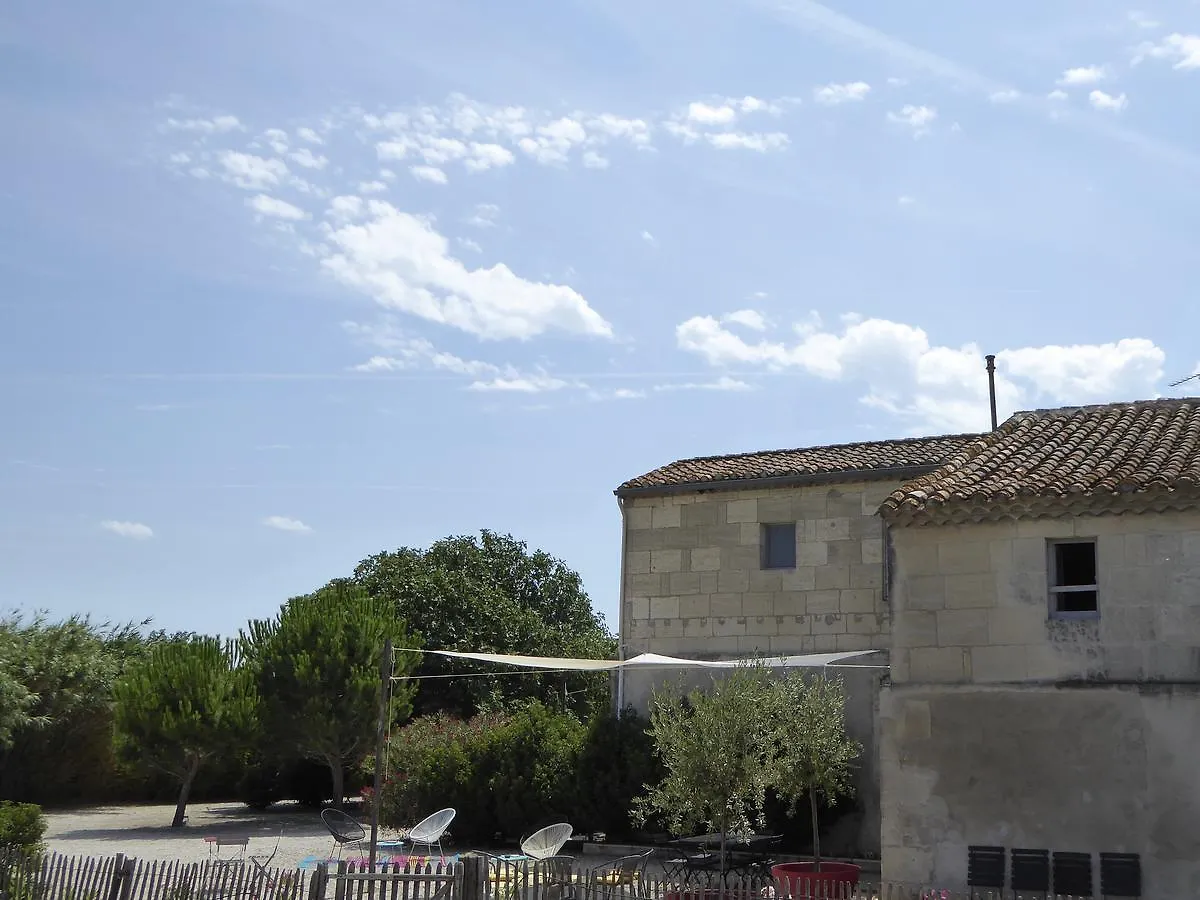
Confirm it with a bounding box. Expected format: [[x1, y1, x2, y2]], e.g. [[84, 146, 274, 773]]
[[881, 398, 1200, 524], [616, 433, 979, 494]]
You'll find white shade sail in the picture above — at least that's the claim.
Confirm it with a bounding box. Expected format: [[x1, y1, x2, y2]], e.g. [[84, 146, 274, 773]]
[[422, 649, 879, 671]]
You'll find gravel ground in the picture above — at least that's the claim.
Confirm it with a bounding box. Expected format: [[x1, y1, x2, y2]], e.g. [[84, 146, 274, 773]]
[[43, 802, 406, 870]]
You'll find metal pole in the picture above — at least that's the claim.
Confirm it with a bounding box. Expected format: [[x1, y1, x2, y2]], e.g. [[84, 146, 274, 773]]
[[985, 354, 998, 430], [368, 639, 393, 872]]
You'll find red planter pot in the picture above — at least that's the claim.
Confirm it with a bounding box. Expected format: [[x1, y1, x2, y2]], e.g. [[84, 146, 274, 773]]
[[770, 862, 861, 898]]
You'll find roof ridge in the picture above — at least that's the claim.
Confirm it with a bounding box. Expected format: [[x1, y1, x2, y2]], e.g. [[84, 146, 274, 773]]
[[1006, 395, 1200, 421], [658, 431, 983, 467]]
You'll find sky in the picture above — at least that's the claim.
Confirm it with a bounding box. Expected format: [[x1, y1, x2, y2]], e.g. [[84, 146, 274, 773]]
[[3, 0, 1200, 639]]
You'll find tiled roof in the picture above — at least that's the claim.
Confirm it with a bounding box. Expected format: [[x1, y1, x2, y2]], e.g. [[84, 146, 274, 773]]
[[881, 398, 1200, 524], [616, 434, 979, 494]]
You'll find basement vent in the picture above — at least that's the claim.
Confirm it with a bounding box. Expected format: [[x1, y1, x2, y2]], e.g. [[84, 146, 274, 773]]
[[1052, 851, 1092, 896], [1010, 848, 1050, 892], [966, 846, 1005, 889], [1100, 853, 1142, 898]]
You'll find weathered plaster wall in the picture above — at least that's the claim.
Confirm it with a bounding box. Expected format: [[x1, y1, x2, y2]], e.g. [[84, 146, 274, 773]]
[[882, 510, 1200, 896], [618, 480, 899, 856], [888, 513, 1200, 685], [880, 684, 1200, 897]]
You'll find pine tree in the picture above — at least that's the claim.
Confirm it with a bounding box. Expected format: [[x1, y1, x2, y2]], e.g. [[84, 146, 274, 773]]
[[113, 637, 254, 827]]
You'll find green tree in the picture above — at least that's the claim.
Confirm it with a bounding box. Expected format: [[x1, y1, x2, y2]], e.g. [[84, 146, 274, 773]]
[[113, 637, 254, 827], [241, 584, 418, 810], [0, 613, 175, 804], [633, 665, 782, 869], [574, 707, 662, 839], [353, 530, 614, 717], [772, 673, 861, 870]]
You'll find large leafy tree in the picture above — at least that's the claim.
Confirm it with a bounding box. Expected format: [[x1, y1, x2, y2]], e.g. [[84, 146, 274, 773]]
[[113, 636, 254, 827], [773, 673, 861, 870], [241, 584, 418, 810], [633, 664, 783, 869], [353, 530, 615, 717], [0, 613, 178, 803]]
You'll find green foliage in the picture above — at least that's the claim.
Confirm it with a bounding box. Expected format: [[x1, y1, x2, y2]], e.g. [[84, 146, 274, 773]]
[[488, 703, 586, 838], [376, 713, 505, 840], [636, 668, 861, 867], [353, 530, 615, 718], [377, 703, 587, 842], [0, 613, 182, 804], [241, 583, 419, 808], [772, 673, 862, 867], [573, 707, 662, 839], [0, 802, 46, 849], [634, 665, 782, 851], [113, 636, 255, 826]]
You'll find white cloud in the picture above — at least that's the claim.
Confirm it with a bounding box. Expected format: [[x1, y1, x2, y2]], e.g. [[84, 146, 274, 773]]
[[322, 200, 613, 341], [289, 148, 328, 169], [465, 143, 516, 172], [611, 388, 646, 399], [707, 131, 789, 151], [1129, 10, 1160, 30], [189, 167, 211, 179], [675, 313, 1165, 432], [1089, 90, 1129, 112], [468, 372, 572, 392], [1058, 65, 1106, 86], [328, 195, 365, 221], [897, 195, 916, 206], [410, 165, 448, 184], [261, 128, 290, 154], [1047, 89, 1069, 101], [164, 115, 242, 134], [641, 230, 656, 245], [988, 89, 1020, 103], [724, 309, 767, 330], [246, 194, 309, 220], [457, 237, 482, 253], [586, 114, 652, 146], [517, 117, 589, 165], [467, 203, 500, 228], [813, 82, 871, 105], [168, 152, 191, 165], [687, 102, 738, 125], [359, 180, 389, 193], [887, 105, 937, 135], [262, 515, 312, 533], [296, 126, 324, 144], [582, 151, 610, 169], [101, 520, 154, 540], [1134, 33, 1200, 69], [737, 96, 781, 114], [218, 151, 289, 189], [653, 376, 754, 392]]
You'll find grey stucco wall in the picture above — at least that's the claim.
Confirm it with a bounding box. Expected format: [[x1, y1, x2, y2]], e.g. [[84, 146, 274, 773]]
[[618, 479, 898, 857], [881, 509, 1200, 896], [880, 684, 1200, 898]]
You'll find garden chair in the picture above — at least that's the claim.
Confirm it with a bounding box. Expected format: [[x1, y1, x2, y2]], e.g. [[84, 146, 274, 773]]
[[321, 808, 366, 861], [584, 851, 652, 900], [520, 824, 574, 861], [400, 808, 457, 859], [246, 825, 285, 894]]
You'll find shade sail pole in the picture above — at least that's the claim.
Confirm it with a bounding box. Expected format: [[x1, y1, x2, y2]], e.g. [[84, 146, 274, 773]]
[[368, 639, 392, 873]]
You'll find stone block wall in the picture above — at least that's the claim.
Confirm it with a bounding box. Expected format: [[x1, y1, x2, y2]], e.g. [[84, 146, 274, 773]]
[[888, 512, 1200, 685], [620, 479, 898, 663]]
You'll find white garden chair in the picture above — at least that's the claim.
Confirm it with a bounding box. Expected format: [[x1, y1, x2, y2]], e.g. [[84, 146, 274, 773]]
[[520, 824, 574, 861], [402, 808, 457, 858]]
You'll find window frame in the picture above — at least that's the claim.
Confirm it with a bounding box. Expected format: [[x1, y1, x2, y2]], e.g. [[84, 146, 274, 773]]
[[760, 521, 797, 570], [1047, 538, 1099, 619]]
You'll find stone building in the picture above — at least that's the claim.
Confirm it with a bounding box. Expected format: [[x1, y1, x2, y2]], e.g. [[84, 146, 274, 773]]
[[613, 433, 977, 856], [615, 397, 1200, 896], [878, 399, 1200, 897]]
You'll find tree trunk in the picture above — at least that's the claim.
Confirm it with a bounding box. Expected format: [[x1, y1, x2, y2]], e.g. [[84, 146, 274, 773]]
[[172, 756, 201, 828], [718, 812, 728, 874], [328, 757, 345, 811], [809, 784, 821, 872]]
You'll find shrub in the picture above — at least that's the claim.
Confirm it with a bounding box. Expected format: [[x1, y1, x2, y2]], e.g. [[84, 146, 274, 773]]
[[573, 707, 661, 839], [0, 802, 46, 849], [487, 703, 585, 839]]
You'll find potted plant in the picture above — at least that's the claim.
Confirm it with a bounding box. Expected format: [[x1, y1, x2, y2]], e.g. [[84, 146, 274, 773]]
[[770, 673, 863, 895], [632, 664, 781, 900]]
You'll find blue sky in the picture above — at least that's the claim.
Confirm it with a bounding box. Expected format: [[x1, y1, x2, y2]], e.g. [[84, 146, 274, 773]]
[[3, 0, 1200, 638]]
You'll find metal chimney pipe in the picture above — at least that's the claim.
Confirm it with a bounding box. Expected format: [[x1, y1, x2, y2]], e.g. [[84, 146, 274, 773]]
[[985, 354, 998, 430]]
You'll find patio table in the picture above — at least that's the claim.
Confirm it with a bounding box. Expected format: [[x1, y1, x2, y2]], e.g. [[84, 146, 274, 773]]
[[669, 834, 781, 880]]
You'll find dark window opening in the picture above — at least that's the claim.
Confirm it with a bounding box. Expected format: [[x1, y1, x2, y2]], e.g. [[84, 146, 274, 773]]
[[1050, 540, 1098, 614], [761, 523, 796, 569]]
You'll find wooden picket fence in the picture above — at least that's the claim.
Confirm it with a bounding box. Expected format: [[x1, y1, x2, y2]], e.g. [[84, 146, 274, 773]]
[[0, 850, 1130, 900]]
